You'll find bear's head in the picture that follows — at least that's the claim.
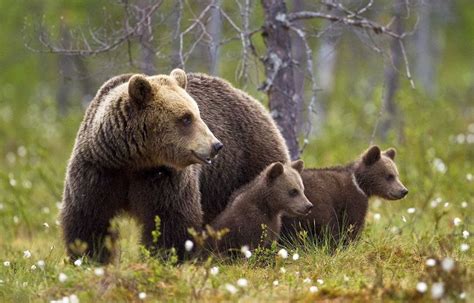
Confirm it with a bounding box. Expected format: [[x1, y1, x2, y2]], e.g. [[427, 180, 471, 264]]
[[127, 69, 222, 169], [265, 161, 313, 217], [355, 145, 408, 200]]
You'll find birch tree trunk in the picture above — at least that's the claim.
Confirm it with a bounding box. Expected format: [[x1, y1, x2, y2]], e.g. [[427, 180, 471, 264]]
[[261, 0, 300, 160], [380, 0, 404, 140]]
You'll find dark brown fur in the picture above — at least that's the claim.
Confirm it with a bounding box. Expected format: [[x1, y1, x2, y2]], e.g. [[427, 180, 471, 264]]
[[208, 161, 312, 254], [61, 71, 289, 263], [281, 146, 408, 245]]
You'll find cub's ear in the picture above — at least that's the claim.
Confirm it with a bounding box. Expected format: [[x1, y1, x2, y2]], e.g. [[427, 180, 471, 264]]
[[170, 68, 187, 89], [267, 162, 284, 180], [291, 160, 304, 174], [383, 148, 397, 160], [362, 145, 381, 166], [129, 75, 153, 104]]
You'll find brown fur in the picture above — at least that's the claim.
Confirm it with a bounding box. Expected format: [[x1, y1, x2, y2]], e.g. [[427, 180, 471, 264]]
[[281, 146, 408, 245], [61, 70, 289, 263], [208, 161, 312, 254]]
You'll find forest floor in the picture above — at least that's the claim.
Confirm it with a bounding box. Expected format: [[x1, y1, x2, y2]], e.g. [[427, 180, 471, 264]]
[[0, 91, 472, 302]]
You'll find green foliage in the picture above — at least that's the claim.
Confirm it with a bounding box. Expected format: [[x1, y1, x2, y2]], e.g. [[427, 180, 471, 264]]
[[0, 1, 473, 301]]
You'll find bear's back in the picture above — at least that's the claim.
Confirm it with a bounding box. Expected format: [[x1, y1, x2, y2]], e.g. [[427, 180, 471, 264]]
[[186, 73, 290, 223]]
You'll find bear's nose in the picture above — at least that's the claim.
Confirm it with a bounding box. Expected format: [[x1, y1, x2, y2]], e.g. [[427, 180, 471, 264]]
[[211, 141, 224, 157], [304, 204, 313, 214], [401, 189, 408, 197]]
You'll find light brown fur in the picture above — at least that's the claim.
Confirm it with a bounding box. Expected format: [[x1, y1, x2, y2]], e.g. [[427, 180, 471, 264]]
[[61, 70, 290, 263]]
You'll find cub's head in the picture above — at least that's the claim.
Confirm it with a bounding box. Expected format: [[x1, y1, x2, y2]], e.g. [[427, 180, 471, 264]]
[[355, 145, 408, 200], [127, 69, 222, 169], [264, 161, 313, 217]]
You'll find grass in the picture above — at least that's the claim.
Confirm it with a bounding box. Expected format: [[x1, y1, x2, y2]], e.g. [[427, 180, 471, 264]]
[[0, 87, 472, 302]]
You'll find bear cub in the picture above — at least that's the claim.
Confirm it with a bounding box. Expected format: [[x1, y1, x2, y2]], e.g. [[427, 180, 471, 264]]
[[208, 160, 313, 255], [282, 145, 408, 245]]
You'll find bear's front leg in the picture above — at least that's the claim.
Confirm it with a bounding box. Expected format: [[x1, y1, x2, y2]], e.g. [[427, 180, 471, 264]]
[[129, 166, 203, 260], [61, 162, 128, 264]]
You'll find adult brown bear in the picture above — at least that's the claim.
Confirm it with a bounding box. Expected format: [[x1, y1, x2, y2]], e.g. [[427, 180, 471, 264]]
[[60, 70, 289, 263]]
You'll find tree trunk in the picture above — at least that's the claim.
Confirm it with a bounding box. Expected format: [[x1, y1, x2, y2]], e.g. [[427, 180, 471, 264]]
[[380, 0, 404, 140], [261, 0, 299, 160], [414, 2, 434, 96], [138, 1, 156, 75], [56, 22, 74, 115], [291, 0, 305, 133], [208, 0, 221, 75]]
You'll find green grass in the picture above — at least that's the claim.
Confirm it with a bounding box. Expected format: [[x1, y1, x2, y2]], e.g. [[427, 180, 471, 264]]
[[0, 89, 472, 302]]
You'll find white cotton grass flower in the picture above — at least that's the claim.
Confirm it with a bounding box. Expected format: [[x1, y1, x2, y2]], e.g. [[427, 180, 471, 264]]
[[390, 226, 400, 234], [225, 283, 238, 294], [0, 203, 4, 211], [37, 260, 45, 270], [43, 222, 50, 229], [373, 213, 381, 221], [467, 173, 473, 182], [461, 201, 468, 208], [303, 278, 311, 284], [426, 258, 436, 267], [184, 240, 194, 252], [138, 292, 147, 300], [209, 266, 219, 276], [237, 278, 248, 288], [272, 280, 279, 286], [316, 279, 324, 285], [433, 158, 447, 174], [31, 265, 37, 271], [241, 245, 252, 258], [407, 208, 416, 214], [416, 282, 428, 293], [74, 258, 82, 267], [441, 257, 455, 272], [431, 282, 445, 299], [244, 250, 252, 258], [462, 230, 469, 239], [444, 202, 450, 208], [279, 267, 286, 274], [277, 248, 288, 259], [430, 197, 442, 208], [453, 217, 462, 226], [94, 267, 105, 276], [3, 261, 10, 267], [13, 216, 19, 224], [343, 275, 350, 282], [460, 292, 466, 299], [456, 134, 466, 144], [292, 253, 300, 261], [402, 216, 407, 223], [309, 286, 318, 293], [69, 294, 79, 303], [58, 273, 68, 283], [460, 243, 470, 252], [23, 250, 31, 259]]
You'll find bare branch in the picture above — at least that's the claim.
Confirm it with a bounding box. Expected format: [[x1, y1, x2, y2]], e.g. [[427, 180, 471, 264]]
[[30, 0, 163, 56]]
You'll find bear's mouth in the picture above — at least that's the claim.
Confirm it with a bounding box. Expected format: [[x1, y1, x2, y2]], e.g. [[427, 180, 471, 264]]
[[192, 151, 212, 165]]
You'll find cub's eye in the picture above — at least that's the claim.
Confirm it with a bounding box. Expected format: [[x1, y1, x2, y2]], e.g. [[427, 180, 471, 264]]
[[386, 174, 395, 181], [288, 188, 299, 197], [180, 113, 193, 127]]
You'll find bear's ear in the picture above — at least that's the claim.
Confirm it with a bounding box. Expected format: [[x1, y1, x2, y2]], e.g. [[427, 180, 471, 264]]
[[383, 148, 396, 160], [362, 145, 381, 166], [129, 75, 153, 104], [291, 160, 304, 174], [170, 68, 187, 89], [267, 162, 284, 180]]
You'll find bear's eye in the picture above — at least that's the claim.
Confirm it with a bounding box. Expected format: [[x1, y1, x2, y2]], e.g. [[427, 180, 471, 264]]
[[180, 113, 193, 127], [288, 188, 299, 197], [386, 174, 395, 181]]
